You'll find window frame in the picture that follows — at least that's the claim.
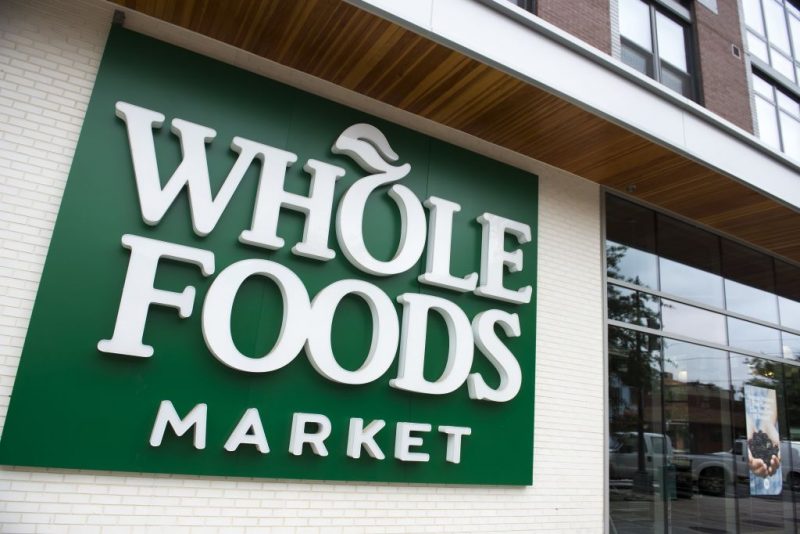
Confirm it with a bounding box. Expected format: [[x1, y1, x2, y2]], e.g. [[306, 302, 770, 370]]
[[751, 66, 800, 159], [619, 0, 699, 101], [743, 0, 800, 90]]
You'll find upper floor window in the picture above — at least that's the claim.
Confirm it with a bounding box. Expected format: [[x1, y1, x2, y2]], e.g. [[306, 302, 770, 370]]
[[752, 72, 800, 159], [619, 0, 696, 99], [510, 0, 536, 13], [743, 0, 800, 88]]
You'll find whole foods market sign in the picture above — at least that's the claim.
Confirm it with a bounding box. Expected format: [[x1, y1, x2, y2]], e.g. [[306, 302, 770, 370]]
[[0, 28, 537, 485]]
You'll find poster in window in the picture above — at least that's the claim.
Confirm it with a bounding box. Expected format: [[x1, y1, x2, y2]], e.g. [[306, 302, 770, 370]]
[[744, 384, 782, 495]]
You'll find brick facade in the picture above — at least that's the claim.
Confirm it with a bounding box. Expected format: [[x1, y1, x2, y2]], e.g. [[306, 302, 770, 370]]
[[536, 0, 612, 54], [694, 0, 754, 132]]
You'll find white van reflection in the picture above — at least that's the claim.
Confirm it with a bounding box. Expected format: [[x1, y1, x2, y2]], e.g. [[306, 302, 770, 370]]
[[609, 432, 674, 492]]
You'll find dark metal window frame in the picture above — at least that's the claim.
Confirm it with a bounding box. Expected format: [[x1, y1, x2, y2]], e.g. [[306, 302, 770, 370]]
[[619, 0, 700, 101], [510, 0, 536, 15]]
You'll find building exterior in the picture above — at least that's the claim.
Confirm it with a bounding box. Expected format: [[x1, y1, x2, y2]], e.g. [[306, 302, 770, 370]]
[[0, 0, 798, 532]]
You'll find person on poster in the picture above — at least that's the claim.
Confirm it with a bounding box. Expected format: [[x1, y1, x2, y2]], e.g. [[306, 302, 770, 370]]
[[744, 385, 782, 495]]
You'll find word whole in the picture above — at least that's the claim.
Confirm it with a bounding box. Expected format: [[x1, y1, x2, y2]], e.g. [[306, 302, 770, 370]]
[[98, 102, 533, 465]]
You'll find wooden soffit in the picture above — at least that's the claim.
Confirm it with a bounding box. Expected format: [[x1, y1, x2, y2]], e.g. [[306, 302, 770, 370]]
[[111, 0, 800, 263]]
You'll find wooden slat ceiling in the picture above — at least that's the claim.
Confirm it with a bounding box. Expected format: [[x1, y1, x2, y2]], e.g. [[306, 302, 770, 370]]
[[112, 0, 800, 263]]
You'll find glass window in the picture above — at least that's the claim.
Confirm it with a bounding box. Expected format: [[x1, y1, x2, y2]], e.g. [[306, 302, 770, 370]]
[[608, 284, 662, 329], [755, 93, 783, 149], [619, 0, 695, 99], [745, 1, 800, 159], [656, 11, 688, 71], [509, 0, 536, 13], [779, 111, 800, 160], [781, 365, 800, 515], [606, 194, 800, 533], [657, 215, 724, 307], [765, 0, 792, 53], [661, 299, 727, 345], [748, 31, 771, 62], [620, 0, 653, 50], [744, 0, 800, 91], [608, 327, 667, 533], [753, 73, 800, 158], [728, 317, 782, 357], [729, 355, 795, 533], [722, 240, 779, 323], [744, 0, 766, 33], [782, 331, 800, 360], [606, 196, 658, 288], [663, 340, 736, 530], [776, 260, 800, 330]]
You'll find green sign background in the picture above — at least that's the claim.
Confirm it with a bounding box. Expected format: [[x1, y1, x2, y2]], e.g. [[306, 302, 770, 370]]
[[0, 27, 538, 485]]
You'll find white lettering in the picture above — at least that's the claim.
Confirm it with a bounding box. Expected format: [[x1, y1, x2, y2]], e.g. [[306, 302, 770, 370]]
[[346, 418, 386, 460], [289, 413, 331, 456], [438, 425, 471, 464], [394, 422, 430, 462], [468, 310, 522, 402], [149, 400, 207, 449], [306, 279, 399, 385], [202, 259, 311, 373], [97, 235, 214, 358], [474, 213, 532, 304], [116, 101, 294, 237], [418, 196, 478, 292], [390, 293, 473, 395], [240, 158, 344, 261], [224, 408, 269, 453], [333, 123, 426, 276]]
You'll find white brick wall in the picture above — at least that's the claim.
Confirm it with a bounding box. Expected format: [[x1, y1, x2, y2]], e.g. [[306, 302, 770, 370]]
[[0, 0, 606, 531]]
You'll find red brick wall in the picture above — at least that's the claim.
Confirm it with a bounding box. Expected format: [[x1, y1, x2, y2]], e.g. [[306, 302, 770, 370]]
[[694, 1, 753, 132], [536, 0, 612, 54]]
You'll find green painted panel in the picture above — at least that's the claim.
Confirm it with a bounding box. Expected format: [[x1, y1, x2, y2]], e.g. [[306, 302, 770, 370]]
[[0, 27, 538, 485]]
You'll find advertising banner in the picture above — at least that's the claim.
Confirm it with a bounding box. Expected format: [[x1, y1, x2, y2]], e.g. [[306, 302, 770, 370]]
[[0, 27, 538, 485], [744, 385, 782, 495]]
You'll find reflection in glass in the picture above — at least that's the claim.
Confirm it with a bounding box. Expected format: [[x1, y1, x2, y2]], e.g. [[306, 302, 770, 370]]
[[657, 215, 724, 307], [780, 297, 800, 331], [764, 0, 790, 52], [729, 355, 795, 533], [608, 327, 666, 533], [663, 340, 736, 531], [608, 284, 661, 329], [607, 242, 659, 288], [661, 299, 726, 345], [743, 0, 765, 33], [777, 260, 800, 330], [728, 317, 782, 357], [782, 366, 800, 505], [726, 279, 779, 324], [656, 11, 687, 71], [782, 331, 800, 361], [756, 94, 783, 149], [660, 258, 724, 307], [606, 195, 658, 288], [722, 239, 778, 323], [620, 0, 653, 50]]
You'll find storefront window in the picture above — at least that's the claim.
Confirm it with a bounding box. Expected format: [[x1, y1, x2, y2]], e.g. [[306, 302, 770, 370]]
[[657, 214, 724, 307], [609, 326, 667, 532], [606, 195, 658, 288], [663, 340, 736, 532], [730, 355, 797, 532], [606, 193, 800, 533]]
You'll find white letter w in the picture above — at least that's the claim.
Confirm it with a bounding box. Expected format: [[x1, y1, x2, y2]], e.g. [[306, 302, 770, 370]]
[[115, 101, 297, 236]]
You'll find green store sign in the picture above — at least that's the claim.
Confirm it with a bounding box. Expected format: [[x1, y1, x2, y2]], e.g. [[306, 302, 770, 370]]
[[0, 27, 538, 485]]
